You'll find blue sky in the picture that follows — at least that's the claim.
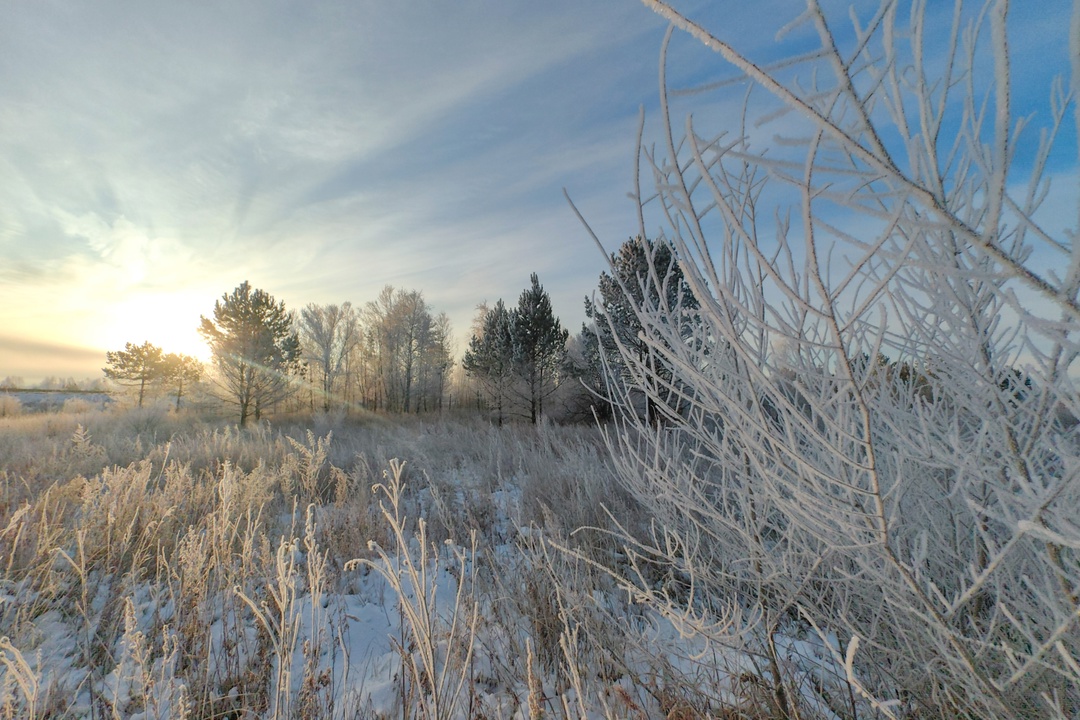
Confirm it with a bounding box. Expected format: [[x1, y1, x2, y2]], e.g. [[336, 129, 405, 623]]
[[0, 0, 1074, 381]]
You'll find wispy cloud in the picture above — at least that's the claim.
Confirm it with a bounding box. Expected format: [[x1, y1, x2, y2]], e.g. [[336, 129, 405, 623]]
[[0, 0, 1073, 380], [0, 0, 676, 374]]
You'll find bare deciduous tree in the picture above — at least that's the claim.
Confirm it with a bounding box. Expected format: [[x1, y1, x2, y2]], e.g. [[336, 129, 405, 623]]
[[297, 302, 360, 412], [363, 286, 452, 413]]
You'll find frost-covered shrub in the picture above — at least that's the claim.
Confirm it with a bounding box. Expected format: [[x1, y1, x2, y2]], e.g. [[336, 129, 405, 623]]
[[60, 397, 96, 415], [0, 394, 20, 418], [576, 2, 1080, 719]]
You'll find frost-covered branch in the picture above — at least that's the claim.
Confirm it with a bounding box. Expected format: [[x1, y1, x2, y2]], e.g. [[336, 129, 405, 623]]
[[581, 1, 1080, 717]]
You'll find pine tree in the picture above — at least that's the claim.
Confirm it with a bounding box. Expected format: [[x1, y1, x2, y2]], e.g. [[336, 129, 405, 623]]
[[198, 281, 301, 426], [462, 300, 515, 425], [103, 341, 166, 408], [583, 237, 697, 422], [161, 353, 202, 411], [511, 273, 568, 424]]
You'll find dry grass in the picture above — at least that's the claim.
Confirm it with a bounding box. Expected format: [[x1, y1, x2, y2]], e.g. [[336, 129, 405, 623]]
[[0, 405, 834, 719]]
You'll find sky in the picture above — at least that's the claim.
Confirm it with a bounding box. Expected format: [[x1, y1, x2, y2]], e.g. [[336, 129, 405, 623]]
[[0, 0, 1075, 383]]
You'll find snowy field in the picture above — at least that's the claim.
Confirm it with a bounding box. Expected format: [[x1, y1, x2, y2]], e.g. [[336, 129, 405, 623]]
[[0, 406, 859, 719], [0, 390, 109, 414], [3, 397, 1077, 719], [2, 0, 1078, 716]]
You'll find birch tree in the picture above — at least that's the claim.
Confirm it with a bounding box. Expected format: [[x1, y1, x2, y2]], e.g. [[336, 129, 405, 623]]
[[363, 286, 452, 413], [297, 302, 359, 412], [569, 2, 1080, 717]]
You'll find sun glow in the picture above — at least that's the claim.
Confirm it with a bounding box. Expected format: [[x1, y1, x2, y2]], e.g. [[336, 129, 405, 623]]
[[100, 291, 214, 364]]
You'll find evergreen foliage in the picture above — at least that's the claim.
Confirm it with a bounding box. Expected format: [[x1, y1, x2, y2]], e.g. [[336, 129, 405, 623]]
[[198, 281, 301, 426], [161, 353, 202, 411], [582, 237, 697, 421], [464, 276, 569, 425], [511, 273, 569, 424], [462, 299, 515, 425], [103, 341, 166, 408]]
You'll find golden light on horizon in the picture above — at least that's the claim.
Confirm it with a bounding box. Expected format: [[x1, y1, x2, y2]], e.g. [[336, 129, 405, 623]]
[[99, 291, 214, 365]]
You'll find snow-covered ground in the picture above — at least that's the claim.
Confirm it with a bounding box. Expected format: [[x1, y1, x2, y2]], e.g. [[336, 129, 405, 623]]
[[0, 410, 856, 719]]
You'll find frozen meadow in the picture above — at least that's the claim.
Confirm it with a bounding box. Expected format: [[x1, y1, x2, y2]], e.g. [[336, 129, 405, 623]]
[[0, 407, 852, 719], [4, 0, 1080, 717]]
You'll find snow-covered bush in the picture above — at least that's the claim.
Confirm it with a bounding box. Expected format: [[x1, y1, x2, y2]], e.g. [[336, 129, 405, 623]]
[[0, 395, 20, 418], [576, 2, 1080, 718]]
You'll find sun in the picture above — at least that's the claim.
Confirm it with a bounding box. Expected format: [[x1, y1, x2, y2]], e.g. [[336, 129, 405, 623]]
[[101, 291, 214, 364]]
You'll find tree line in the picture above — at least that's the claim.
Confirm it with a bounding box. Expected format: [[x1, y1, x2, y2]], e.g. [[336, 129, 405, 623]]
[[102, 282, 454, 426], [103, 342, 202, 410], [101, 245, 684, 427], [0, 376, 106, 392]]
